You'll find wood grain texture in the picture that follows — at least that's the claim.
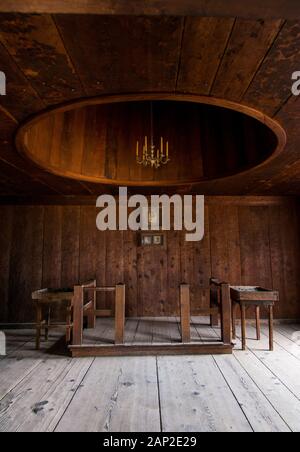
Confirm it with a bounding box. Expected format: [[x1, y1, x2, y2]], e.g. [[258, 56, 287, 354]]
[[1, 0, 300, 19], [3, 323, 300, 432], [0, 41, 45, 121], [55, 357, 161, 432], [212, 18, 283, 101], [0, 13, 84, 103], [0, 197, 299, 323], [0, 13, 298, 196], [17, 97, 283, 186], [177, 17, 235, 94], [55, 15, 183, 95], [243, 21, 300, 116]]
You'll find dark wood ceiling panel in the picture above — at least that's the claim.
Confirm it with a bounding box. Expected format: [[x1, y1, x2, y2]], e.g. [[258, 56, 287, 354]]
[[0, 41, 44, 120], [0, 13, 299, 196], [176, 17, 235, 94], [0, 148, 94, 196], [211, 19, 283, 101], [242, 21, 300, 116], [0, 105, 17, 139], [55, 15, 184, 95], [1, 0, 300, 20], [0, 13, 85, 104], [0, 158, 57, 195], [247, 96, 300, 194]]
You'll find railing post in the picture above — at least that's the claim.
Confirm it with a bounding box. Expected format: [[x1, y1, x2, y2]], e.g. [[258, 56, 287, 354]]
[[87, 280, 97, 329], [180, 284, 191, 343], [115, 284, 125, 345], [72, 285, 83, 346]]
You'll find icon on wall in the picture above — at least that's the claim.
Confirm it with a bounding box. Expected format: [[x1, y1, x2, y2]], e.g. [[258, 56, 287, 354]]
[[139, 232, 166, 247]]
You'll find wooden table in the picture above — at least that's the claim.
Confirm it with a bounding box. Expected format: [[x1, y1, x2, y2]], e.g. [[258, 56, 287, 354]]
[[230, 286, 279, 351], [32, 288, 74, 350]]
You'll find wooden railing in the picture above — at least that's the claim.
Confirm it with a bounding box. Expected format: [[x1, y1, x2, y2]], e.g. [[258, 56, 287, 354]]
[[72, 282, 126, 347], [179, 279, 232, 346]]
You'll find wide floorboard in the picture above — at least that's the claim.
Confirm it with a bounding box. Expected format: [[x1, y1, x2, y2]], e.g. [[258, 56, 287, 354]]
[[0, 318, 300, 432]]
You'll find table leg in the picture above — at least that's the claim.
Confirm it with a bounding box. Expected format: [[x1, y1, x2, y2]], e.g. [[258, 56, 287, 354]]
[[269, 305, 274, 351], [221, 283, 231, 345], [36, 304, 42, 350], [255, 306, 261, 341], [45, 307, 50, 341], [241, 305, 246, 351], [66, 305, 72, 343], [232, 302, 237, 340]]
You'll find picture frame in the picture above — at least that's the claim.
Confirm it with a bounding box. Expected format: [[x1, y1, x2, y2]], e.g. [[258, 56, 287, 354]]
[[139, 232, 166, 248]]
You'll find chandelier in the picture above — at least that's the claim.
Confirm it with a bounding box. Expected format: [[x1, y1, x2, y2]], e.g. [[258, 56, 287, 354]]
[[136, 102, 170, 169]]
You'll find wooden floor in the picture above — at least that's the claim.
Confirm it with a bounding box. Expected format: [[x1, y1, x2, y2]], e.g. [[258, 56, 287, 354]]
[[1, 317, 300, 432]]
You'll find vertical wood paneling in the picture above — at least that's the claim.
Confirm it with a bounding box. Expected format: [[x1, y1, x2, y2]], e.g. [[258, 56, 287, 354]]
[[181, 205, 211, 312], [269, 204, 300, 319], [95, 225, 107, 311], [239, 206, 273, 288], [42, 206, 62, 288], [166, 231, 181, 315], [79, 207, 97, 282], [8, 206, 44, 322], [0, 206, 13, 322], [105, 230, 124, 312], [61, 207, 80, 287], [210, 205, 241, 285], [123, 231, 138, 317], [0, 198, 299, 322]]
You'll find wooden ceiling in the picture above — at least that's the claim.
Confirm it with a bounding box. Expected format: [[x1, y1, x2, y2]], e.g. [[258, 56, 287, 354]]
[[18, 98, 281, 186], [0, 8, 300, 198], [1, 1, 300, 19]]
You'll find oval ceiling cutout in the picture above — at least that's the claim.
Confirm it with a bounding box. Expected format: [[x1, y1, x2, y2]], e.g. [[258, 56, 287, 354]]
[[16, 94, 286, 187]]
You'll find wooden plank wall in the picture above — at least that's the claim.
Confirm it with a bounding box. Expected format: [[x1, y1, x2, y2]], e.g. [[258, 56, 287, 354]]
[[0, 197, 299, 322]]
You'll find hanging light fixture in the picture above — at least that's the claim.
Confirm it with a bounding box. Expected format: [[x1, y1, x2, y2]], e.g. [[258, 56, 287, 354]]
[[136, 102, 170, 169]]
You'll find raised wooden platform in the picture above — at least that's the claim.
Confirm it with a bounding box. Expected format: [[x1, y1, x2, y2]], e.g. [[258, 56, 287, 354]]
[[70, 343, 233, 357], [69, 317, 233, 357]]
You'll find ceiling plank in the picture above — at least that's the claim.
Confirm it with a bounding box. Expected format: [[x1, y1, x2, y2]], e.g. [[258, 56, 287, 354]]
[[0, 158, 58, 195], [211, 19, 283, 101], [0, 13, 85, 104], [177, 17, 235, 94], [0, 41, 45, 120], [55, 15, 184, 95], [0, 0, 300, 19], [242, 21, 300, 116]]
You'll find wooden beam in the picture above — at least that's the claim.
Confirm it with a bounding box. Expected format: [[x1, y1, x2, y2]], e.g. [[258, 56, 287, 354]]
[[0, 1, 300, 19], [72, 285, 83, 346], [0, 195, 296, 206]]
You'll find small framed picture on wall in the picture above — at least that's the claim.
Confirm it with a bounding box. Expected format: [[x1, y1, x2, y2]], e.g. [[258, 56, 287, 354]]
[[139, 232, 166, 248]]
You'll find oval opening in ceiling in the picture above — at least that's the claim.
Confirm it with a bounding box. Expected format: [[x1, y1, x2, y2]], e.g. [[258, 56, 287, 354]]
[[16, 94, 286, 187]]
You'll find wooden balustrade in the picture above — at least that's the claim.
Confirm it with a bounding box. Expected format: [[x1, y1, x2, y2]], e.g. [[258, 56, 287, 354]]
[[72, 283, 126, 347]]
